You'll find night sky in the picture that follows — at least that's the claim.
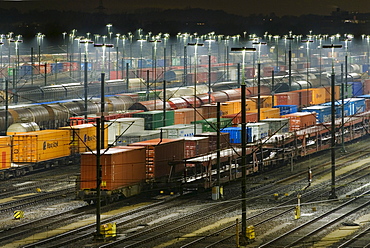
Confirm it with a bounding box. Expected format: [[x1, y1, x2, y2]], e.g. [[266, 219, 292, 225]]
[[1, 0, 368, 17]]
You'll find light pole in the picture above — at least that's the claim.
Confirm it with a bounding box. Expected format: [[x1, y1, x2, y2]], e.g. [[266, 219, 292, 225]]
[[150, 38, 162, 109], [253, 41, 267, 122], [106, 24, 112, 43], [231, 46, 256, 246], [323, 43, 343, 200], [137, 38, 146, 79], [188, 42, 204, 135], [205, 37, 215, 103]]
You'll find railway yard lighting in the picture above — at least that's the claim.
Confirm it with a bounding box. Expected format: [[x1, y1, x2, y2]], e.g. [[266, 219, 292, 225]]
[[231, 46, 256, 246], [323, 43, 343, 200], [188, 42, 204, 135]]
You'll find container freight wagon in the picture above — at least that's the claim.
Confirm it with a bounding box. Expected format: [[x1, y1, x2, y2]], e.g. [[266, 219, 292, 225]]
[[12, 130, 71, 165], [78, 146, 147, 202], [129, 138, 185, 180]]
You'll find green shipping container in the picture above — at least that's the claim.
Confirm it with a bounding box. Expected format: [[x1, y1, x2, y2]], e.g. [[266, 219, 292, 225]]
[[337, 83, 353, 99], [192, 118, 232, 132], [133, 110, 174, 130], [137, 91, 161, 102]]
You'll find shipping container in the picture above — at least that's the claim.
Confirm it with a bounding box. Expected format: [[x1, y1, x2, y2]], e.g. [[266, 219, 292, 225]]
[[261, 118, 290, 134], [363, 79, 370, 95], [250, 108, 280, 120], [156, 124, 202, 139], [0, 136, 12, 170], [273, 105, 298, 115], [174, 108, 196, 124], [221, 112, 258, 125], [116, 130, 162, 146], [321, 86, 340, 102], [348, 81, 363, 96], [80, 146, 147, 191], [59, 124, 108, 154], [246, 122, 269, 143], [308, 88, 326, 105], [291, 89, 312, 108], [221, 127, 245, 144], [302, 105, 332, 123], [250, 95, 273, 108], [12, 130, 70, 163], [200, 104, 218, 119], [129, 138, 185, 179], [184, 136, 210, 158], [107, 118, 145, 145], [194, 132, 230, 151], [274, 92, 300, 106], [192, 118, 233, 133], [282, 112, 317, 131], [133, 110, 174, 130]]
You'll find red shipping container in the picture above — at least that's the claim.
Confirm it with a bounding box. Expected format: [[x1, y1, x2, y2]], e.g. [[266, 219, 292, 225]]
[[291, 89, 312, 108], [366, 99, 370, 111], [184, 136, 209, 158], [363, 79, 370, 95], [129, 138, 185, 179], [200, 104, 218, 119], [80, 146, 147, 191], [274, 92, 300, 106], [195, 132, 230, 151], [282, 112, 317, 131]]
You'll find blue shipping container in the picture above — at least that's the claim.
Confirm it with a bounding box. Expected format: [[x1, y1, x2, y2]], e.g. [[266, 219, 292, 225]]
[[348, 82, 363, 96], [302, 105, 331, 123], [221, 127, 245, 144], [273, 105, 298, 115]]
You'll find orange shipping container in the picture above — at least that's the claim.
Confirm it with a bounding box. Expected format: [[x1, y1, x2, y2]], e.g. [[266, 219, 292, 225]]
[[174, 108, 195, 124], [200, 104, 218, 119], [12, 130, 70, 163], [282, 112, 317, 131], [59, 124, 108, 154], [222, 112, 258, 125], [321, 86, 340, 103], [80, 146, 147, 191], [0, 136, 12, 170], [292, 89, 312, 108]]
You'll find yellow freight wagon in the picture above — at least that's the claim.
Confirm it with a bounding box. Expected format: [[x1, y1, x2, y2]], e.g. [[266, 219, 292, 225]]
[[12, 130, 70, 163], [59, 124, 108, 154], [0, 136, 12, 170]]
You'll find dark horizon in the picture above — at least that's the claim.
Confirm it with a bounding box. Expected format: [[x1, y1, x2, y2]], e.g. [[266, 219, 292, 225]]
[[0, 0, 367, 17]]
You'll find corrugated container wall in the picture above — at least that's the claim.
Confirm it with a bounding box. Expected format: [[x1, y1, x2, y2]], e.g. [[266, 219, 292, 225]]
[[195, 132, 230, 151], [116, 130, 162, 146], [129, 138, 185, 179], [12, 130, 70, 163], [261, 118, 290, 134], [282, 112, 317, 131], [107, 118, 145, 145], [80, 146, 146, 191], [59, 124, 108, 154], [0, 136, 12, 169], [184, 136, 210, 158]]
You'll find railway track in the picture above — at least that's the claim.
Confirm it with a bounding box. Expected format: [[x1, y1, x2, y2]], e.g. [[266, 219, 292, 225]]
[[2, 140, 370, 247]]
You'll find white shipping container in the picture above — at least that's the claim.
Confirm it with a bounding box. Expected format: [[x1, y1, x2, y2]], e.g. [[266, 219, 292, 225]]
[[108, 118, 145, 145], [156, 124, 202, 139], [246, 122, 269, 142]]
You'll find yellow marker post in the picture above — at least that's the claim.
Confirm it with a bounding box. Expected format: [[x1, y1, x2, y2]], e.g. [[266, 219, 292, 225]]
[[14, 210, 24, 220]]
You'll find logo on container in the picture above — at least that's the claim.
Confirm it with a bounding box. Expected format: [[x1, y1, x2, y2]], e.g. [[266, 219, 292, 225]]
[[43, 141, 59, 150], [84, 134, 96, 142]]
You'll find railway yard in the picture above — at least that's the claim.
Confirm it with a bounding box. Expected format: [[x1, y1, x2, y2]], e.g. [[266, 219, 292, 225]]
[[2, 30, 370, 247], [0, 138, 369, 247]]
